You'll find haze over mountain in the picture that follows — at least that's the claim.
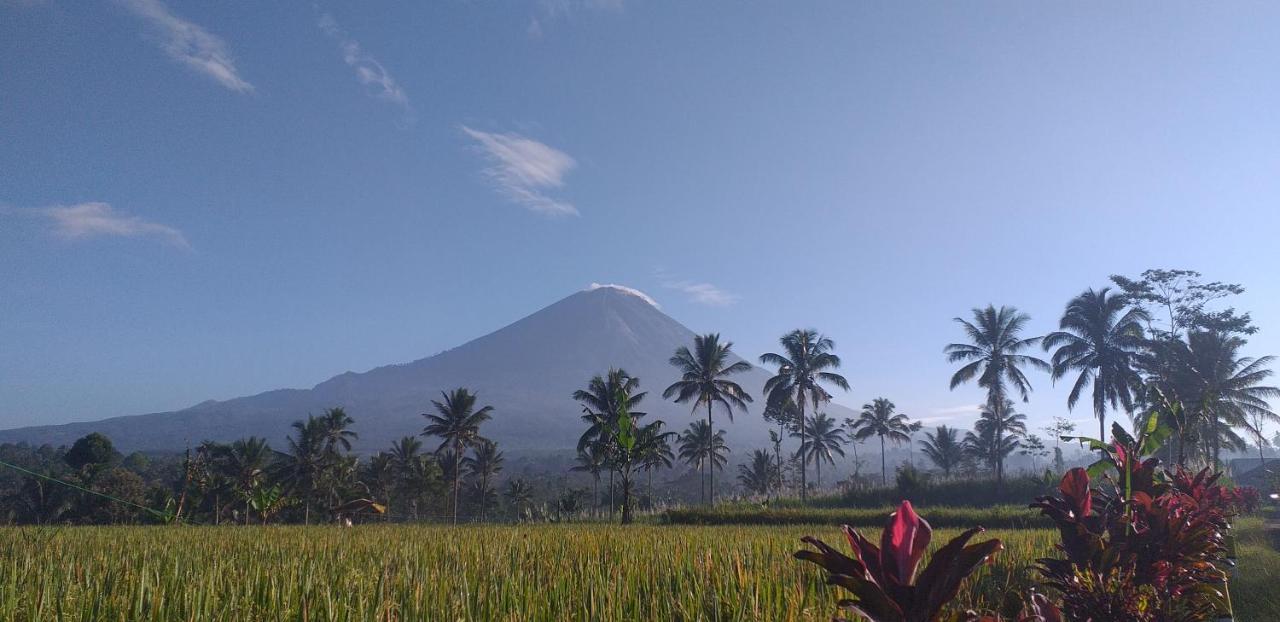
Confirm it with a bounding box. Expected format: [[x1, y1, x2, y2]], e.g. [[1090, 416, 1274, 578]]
[[0, 286, 855, 454]]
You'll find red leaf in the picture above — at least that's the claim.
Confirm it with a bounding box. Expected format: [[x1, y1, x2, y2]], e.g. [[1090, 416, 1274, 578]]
[[880, 500, 932, 586], [1060, 468, 1091, 519]]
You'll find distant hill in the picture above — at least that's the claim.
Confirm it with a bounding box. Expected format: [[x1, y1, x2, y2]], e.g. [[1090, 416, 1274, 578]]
[[0, 286, 855, 454]]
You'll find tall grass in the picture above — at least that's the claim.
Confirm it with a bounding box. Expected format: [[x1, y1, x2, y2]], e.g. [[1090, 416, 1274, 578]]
[[660, 504, 1049, 528], [0, 520, 1271, 621]]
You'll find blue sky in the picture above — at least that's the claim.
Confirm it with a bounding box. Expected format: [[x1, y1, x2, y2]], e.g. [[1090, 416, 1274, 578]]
[[3, 1, 1279, 440]]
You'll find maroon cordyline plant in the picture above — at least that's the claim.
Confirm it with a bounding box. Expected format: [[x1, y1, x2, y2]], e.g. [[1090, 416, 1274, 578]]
[[794, 500, 1007, 622]]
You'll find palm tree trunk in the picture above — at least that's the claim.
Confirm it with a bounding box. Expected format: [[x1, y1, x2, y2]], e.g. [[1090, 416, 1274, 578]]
[[647, 467, 653, 509], [880, 435, 887, 487], [707, 401, 715, 506], [777, 421, 785, 495], [798, 398, 808, 502], [453, 445, 461, 524], [816, 457, 821, 490], [592, 475, 599, 518], [608, 469, 615, 521], [620, 468, 633, 524]]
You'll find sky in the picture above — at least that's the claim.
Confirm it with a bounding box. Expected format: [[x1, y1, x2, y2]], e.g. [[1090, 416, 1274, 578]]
[[3, 1, 1280, 441]]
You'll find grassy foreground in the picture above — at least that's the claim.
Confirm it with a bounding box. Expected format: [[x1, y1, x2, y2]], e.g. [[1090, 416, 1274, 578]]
[[0, 519, 1273, 621]]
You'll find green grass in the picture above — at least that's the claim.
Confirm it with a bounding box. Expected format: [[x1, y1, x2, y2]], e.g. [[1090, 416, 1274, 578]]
[[660, 504, 1049, 529], [0, 519, 1273, 621]]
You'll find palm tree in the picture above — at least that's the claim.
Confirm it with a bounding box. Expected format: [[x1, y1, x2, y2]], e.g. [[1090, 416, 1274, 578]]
[[920, 425, 965, 478], [318, 407, 358, 455], [677, 420, 729, 501], [1166, 331, 1279, 465], [663, 334, 753, 506], [388, 436, 422, 519], [223, 437, 273, 525], [463, 439, 504, 521], [364, 452, 396, 521], [848, 398, 913, 486], [964, 424, 1020, 478], [946, 305, 1047, 483], [793, 413, 846, 491], [1042, 288, 1149, 440], [570, 444, 608, 517], [970, 398, 1027, 479], [422, 388, 494, 523], [504, 479, 534, 519], [282, 416, 326, 524], [574, 369, 646, 520], [760, 329, 851, 501], [636, 420, 675, 508], [737, 449, 778, 497]]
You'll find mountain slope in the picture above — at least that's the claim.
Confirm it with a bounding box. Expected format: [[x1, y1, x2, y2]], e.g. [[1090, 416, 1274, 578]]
[[0, 286, 855, 453]]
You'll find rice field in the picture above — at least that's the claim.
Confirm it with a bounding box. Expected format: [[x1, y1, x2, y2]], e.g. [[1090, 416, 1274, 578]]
[[0, 519, 1273, 621]]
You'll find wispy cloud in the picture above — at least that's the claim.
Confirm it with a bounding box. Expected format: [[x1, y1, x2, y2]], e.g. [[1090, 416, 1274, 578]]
[[929, 404, 983, 416], [115, 0, 253, 92], [317, 13, 412, 119], [18, 202, 190, 249], [461, 126, 578, 216], [528, 0, 623, 39], [663, 280, 739, 306]]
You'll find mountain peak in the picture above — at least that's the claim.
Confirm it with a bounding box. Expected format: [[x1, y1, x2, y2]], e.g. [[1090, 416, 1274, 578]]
[[584, 283, 660, 309]]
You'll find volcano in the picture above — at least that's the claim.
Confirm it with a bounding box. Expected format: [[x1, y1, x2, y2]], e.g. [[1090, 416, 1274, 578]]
[[0, 285, 855, 453]]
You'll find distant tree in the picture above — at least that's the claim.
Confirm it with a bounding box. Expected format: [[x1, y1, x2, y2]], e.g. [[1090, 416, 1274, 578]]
[[1043, 416, 1076, 456], [1110, 268, 1255, 338], [462, 439, 504, 521], [793, 413, 846, 490], [663, 333, 753, 506], [760, 329, 850, 502], [768, 429, 786, 492], [920, 425, 964, 478], [223, 437, 273, 525], [636, 420, 675, 508], [318, 407, 358, 454], [64, 433, 119, 476], [848, 398, 913, 486], [905, 420, 923, 468], [737, 449, 778, 498], [1042, 288, 1148, 440], [388, 436, 422, 518], [504, 478, 534, 519], [974, 398, 1026, 480], [677, 420, 729, 502], [363, 452, 396, 521], [422, 388, 494, 524], [1020, 434, 1048, 473], [764, 399, 801, 493], [570, 444, 608, 517], [465, 480, 498, 518], [282, 416, 327, 524], [88, 466, 146, 524]]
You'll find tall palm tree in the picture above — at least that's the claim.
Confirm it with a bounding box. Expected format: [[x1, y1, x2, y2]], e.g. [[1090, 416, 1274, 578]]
[[793, 413, 846, 490], [677, 420, 730, 502], [946, 305, 1047, 483], [848, 398, 913, 486], [1043, 288, 1149, 440], [570, 444, 608, 517], [760, 329, 850, 501], [463, 439, 504, 521], [964, 424, 1020, 478], [737, 449, 778, 497], [422, 388, 494, 523], [388, 436, 422, 519], [920, 425, 965, 478], [663, 334, 753, 506]]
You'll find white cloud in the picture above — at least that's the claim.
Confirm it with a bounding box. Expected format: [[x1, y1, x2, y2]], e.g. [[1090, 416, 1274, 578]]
[[317, 13, 412, 117], [462, 126, 578, 216], [32, 202, 189, 249], [528, 0, 623, 39], [587, 283, 660, 308], [661, 280, 739, 306], [929, 404, 983, 417], [115, 0, 253, 92]]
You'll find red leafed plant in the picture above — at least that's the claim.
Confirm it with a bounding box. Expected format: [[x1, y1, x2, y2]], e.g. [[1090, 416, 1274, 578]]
[[794, 500, 1006, 622], [1031, 422, 1232, 622]]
